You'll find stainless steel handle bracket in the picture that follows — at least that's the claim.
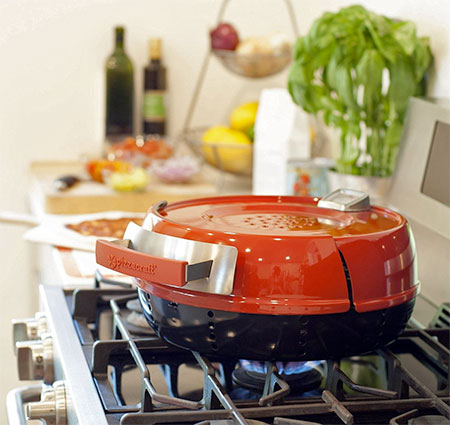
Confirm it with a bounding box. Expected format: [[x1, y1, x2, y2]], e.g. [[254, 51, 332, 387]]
[[186, 259, 214, 282], [123, 222, 238, 295], [318, 188, 371, 212]]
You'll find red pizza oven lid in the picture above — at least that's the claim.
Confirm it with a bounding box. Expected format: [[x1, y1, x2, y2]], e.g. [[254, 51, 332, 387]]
[[149, 195, 405, 238]]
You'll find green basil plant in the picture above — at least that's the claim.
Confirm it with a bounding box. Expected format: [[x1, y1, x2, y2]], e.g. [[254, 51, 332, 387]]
[[288, 5, 433, 177]]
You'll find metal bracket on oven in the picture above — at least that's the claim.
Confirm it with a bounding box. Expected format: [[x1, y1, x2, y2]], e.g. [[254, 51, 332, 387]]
[[318, 188, 371, 212], [124, 222, 238, 295], [186, 260, 214, 282], [112, 239, 133, 249]]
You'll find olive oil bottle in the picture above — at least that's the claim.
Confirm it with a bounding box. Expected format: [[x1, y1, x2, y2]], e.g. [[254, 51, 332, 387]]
[[105, 26, 134, 142], [143, 38, 167, 136]]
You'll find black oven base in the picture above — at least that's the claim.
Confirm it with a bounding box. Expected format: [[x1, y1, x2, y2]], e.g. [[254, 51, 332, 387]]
[[138, 289, 415, 361]]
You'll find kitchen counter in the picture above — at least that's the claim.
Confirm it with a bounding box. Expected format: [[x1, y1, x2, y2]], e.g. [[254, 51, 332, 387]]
[[28, 160, 224, 215], [28, 160, 252, 288]]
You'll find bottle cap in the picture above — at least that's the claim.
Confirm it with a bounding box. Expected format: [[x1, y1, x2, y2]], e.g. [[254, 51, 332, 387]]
[[149, 38, 162, 60]]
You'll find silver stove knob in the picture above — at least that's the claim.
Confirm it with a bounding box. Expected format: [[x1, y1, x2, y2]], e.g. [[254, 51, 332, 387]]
[[16, 333, 54, 383], [12, 312, 48, 350], [27, 380, 67, 425]]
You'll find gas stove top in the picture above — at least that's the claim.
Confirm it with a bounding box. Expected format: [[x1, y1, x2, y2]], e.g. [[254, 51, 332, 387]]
[[8, 282, 449, 425]]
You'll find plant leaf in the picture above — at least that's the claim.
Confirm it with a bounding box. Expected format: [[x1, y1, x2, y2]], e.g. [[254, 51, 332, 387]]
[[383, 119, 403, 175], [388, 58, 417, 117], [325, 48, 343, 90], [310, 42, 337, 71], [335, 63, 358, 110], [356, 49, 384, 121], [413, 37, 432, 82], [292, 37, 306, 61], [392, 21, 417, 56], [323, 110, 331, 126], [365, 19, 395, 63], [288, 61, 311, 87], [356, 50, 384, 88], [288, 82, 319, 114]]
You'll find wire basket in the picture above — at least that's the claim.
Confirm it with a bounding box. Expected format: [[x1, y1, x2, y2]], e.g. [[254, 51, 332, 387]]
[[212, 49, 291, 78], [183, 127, 253, 176]]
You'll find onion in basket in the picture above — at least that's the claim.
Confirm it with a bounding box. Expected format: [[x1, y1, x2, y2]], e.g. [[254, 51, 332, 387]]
[[213, 31, 292, 78], [150, 156, 200, 183]]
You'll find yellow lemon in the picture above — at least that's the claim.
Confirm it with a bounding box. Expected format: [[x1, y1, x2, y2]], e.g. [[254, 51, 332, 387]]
[[202, 126, 252, 174], [230, 101, 258, 132]]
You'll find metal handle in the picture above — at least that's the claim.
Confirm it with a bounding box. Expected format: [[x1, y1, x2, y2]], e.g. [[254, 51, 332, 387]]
[[96, 239, 213, 287], [6, 385, 42, 425], [318, 188, 371, 212], [96, 221, 238, 295]]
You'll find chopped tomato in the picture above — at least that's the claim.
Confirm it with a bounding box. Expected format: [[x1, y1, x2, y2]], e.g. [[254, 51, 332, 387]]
[[86, 160, 129, 183]]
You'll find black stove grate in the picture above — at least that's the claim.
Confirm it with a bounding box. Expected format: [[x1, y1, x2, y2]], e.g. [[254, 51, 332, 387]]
[[68, 287, 450, 425]]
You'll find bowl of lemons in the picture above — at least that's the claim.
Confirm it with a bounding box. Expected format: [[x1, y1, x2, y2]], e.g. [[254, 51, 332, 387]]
[[184, 102, 257, 175]]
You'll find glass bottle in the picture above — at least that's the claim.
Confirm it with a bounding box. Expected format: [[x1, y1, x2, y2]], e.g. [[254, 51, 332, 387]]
[[143, 38, 167, 136], [105, 26, 134, 143]]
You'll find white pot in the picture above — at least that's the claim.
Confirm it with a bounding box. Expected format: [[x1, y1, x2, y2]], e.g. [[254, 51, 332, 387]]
[[327, 170, 392, 202]]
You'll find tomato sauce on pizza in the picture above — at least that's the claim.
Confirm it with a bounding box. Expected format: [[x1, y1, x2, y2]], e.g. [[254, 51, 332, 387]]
[[66, 217, 144, 238]]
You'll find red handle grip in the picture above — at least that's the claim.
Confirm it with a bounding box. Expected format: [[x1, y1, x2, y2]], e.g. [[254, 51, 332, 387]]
[[96, 239, 188, 287]]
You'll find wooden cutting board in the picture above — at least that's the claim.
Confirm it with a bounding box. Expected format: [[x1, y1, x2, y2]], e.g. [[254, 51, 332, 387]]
[[29, 161, 220, 215]]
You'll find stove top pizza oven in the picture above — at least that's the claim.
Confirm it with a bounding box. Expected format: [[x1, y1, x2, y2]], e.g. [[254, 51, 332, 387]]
[[6, 98, 450, 425]]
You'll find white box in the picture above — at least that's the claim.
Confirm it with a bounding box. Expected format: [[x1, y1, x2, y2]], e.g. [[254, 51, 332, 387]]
[[252, 88, 311, 195]]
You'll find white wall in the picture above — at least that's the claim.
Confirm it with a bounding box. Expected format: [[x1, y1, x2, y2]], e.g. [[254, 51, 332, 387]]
[[0, 0, 448, 418]]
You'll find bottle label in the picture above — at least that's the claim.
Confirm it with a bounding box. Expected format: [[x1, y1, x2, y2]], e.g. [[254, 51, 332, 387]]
[[143, 90, 166, 122]]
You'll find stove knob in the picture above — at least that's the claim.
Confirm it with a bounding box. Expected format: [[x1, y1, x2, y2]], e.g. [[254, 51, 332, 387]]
[[27, 380, 67, 425], [12, 312, 48, 349], [16, 334, 54, 383]]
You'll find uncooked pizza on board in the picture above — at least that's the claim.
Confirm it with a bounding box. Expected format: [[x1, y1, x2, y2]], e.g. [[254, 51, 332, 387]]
[[66, 217, 144, 238]]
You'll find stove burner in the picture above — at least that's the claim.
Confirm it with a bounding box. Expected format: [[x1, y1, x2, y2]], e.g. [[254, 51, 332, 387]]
[[411, 416, 450, 425], [239, 360, 323, 376], [232, 366, 323, 393]]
